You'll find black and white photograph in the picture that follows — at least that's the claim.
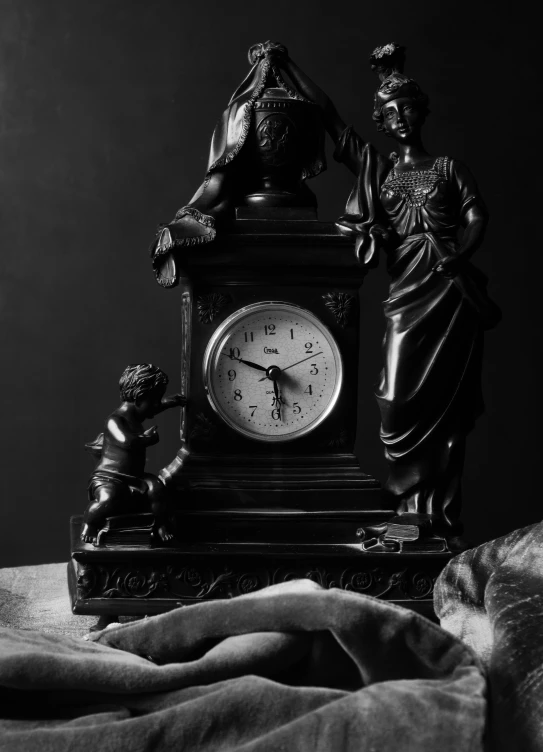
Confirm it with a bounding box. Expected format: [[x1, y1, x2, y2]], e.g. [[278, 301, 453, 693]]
[[0, 1, 538, 749]]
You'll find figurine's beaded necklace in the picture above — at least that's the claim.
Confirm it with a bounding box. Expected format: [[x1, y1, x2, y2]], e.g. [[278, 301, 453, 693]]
[[383, 156, 449, 208]]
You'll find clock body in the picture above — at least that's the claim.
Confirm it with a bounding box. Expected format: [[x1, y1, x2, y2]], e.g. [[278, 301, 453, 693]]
[[68, 218, 446, 623], [161, 218, 383, 513]]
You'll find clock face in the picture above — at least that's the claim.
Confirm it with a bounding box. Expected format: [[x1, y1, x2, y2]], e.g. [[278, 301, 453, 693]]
[[203, 302, 343, 442]]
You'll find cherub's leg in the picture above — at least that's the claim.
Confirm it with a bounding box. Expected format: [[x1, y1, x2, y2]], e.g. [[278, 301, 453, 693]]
[[144, 474, 175, 543], [81, 481, 128, 544]]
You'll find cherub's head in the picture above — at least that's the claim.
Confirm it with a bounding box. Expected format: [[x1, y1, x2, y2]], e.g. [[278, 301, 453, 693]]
[[119, 363, 168, 417]]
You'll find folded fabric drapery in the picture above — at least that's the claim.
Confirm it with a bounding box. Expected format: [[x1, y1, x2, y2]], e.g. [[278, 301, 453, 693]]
[[0, 579, 485, 752], [150, 41, 326, 288], [435, 521, 543, 752]]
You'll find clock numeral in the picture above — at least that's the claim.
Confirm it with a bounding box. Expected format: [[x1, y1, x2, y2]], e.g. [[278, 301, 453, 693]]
[[228, 369, 236, 381], [309, 364, 318, 375], [229, 347, 241, 359], [264, 324, 276, 336], [304, 385, 313, 396], [271, 408, 281, 420], [304, 342, 314, 353], [290, 328, 294, 339], [244, 332, 254, 342], [293, 402, 301, 414], [234, 389, 243, 401], [249, 405, 258, 417]]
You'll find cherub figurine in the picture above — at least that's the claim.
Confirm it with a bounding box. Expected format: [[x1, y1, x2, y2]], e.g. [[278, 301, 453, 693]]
[[80, 363, 186, 545]]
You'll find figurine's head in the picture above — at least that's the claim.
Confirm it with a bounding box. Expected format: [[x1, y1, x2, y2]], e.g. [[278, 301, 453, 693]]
[[370, 43, 429, 140], [119, 363, 168, 418]]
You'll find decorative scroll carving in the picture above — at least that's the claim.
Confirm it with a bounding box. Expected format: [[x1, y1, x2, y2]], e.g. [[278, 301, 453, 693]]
[[78, 566, 169, 600], [322, 291, 355, 327], [322, 430, 351, 450], [196, 293, 230, 324], [189, 412, 218, 445], [74, 560, 437, 604], [303, 567, 337, 589], [238, 574, 260, 594], [77, 565, 97, 600], [399, 571, 435, 600]]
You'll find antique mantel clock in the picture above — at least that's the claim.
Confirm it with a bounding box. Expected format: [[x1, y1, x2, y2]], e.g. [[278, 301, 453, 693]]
[[69, 42, 452, 625]]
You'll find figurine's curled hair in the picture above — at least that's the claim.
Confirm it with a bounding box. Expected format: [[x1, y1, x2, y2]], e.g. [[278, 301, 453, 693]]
[[370, 42, 430, 134], [119, 364, 168, 403]]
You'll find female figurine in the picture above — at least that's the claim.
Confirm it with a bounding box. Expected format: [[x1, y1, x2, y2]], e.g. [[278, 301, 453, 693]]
[[284, 43, 500, 539]]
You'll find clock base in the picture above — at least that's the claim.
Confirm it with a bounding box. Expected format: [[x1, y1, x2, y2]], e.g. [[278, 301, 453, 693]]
[[69, 513, 452, 623]]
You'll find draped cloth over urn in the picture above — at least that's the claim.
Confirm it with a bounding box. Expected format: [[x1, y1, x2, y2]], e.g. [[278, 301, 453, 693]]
[[150, 41, 326, 288]]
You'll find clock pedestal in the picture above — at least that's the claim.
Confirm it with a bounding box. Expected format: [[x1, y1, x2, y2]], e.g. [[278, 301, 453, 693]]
[[69, 218, 452, 623]]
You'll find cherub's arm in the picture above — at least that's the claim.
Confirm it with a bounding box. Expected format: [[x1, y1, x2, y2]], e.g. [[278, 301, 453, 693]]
[[154, 393, 187, 415]]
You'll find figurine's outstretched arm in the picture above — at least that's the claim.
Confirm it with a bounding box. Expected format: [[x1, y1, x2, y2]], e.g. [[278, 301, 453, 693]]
[[155, 393, 187, 414], [280, 55, 348, 144]]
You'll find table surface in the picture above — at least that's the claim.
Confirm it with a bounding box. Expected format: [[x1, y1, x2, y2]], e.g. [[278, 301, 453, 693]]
[[0, 562, 99, 637]]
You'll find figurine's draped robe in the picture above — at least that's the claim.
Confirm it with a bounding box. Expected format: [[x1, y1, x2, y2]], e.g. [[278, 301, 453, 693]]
[[335, 128, 497, 529]]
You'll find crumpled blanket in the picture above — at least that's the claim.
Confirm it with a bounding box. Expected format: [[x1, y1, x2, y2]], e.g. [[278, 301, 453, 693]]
[[435, 521, 543, 752], [0, 579, 485, 752]]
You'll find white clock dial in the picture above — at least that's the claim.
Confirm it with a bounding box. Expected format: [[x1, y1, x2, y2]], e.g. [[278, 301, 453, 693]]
[[203, 301, 343, 442]]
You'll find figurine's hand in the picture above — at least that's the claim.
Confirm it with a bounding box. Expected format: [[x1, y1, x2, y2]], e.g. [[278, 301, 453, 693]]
[[371, 225, 393, 246], [143, 426, 159, 443], [433, 255, 464, 279], [163, 393, 187, 408]]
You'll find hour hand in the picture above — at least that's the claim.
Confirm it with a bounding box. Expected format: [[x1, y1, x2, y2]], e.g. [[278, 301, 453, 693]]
[[224, 353, 267, 372]]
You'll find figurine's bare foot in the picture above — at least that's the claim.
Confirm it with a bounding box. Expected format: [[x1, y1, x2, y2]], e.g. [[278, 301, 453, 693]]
[[155, 524, 175, 543], [80, 523, 98, 544]]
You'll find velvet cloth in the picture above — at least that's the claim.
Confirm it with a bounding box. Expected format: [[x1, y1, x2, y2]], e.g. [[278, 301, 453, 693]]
[[435, 521, 543, 752], [0, 579, 485, 751], [334, 129, 500, 530]]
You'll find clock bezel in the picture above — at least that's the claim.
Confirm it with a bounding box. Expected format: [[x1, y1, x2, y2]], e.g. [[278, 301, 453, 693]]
[[202, 300, 343, 443]]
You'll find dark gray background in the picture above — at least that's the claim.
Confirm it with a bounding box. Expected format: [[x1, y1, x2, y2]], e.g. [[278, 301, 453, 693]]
[[0, 0, 537, 567]]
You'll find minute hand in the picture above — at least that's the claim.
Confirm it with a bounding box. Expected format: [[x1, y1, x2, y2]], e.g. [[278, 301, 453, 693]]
[[258, 352, 323, 381]]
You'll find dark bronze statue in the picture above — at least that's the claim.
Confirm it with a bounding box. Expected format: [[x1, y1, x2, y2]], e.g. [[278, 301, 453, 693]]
[[81, 364, 186, 545], [150, 41, 325, 288], [280, 43, 501, 540]]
